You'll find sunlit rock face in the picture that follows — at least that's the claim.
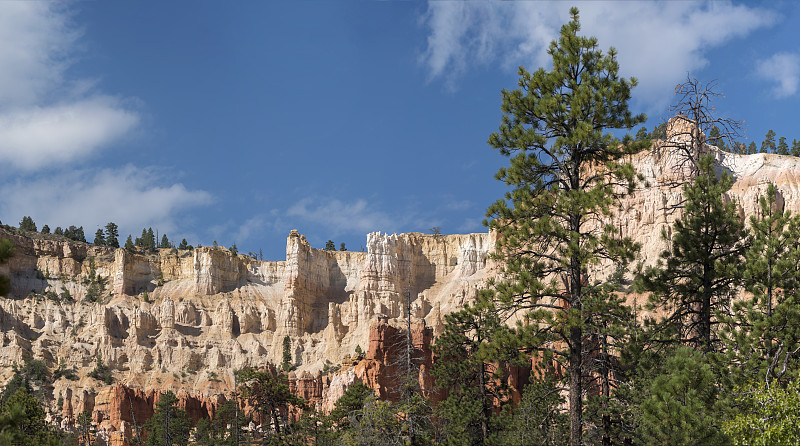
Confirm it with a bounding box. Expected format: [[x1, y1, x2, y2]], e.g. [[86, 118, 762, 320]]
[[4, 122, 800, 436], [0, 225, 495, 432]]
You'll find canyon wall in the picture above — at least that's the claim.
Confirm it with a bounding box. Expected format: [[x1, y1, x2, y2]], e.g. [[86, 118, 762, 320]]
[[3, 120, 800, 439], [0, 227, 493, 437]]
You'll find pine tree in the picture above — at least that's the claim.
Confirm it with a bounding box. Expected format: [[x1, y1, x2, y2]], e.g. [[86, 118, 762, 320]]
[[146, 228, 156, 252], [0, 238, 14, 296], [748, 141, 758, 155], [340, 242, 347, 251], [40, 225, 50, 234], [143, 391, 190, 446], [484, 8, 645, 445], [638, 154, 744, 352], [125, 235, 135, 252], [237, 367, 307, 438], [282, 336, 292, 371], [54, 227, 63, 236], [64, 226, 86, 242], [708, 126, 727, 150], [792, 139, 800, 157], [324, 240, 336, 251], [639, 348, 728, 445], [761, 129, 777, 154], [104, 222, 119, 248], [160, 234, 169, 249], [722, 184, 800, 388], [777, 136, 790, 155], [137, 228, 146, 247], [18, 216, 36, 232], [93, 229, 106, 246], [432, 300, 507, 445], [178, 239, 189, 250]]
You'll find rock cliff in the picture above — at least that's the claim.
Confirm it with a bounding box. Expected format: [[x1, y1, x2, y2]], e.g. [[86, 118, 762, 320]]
[[0, 226, 493, 436], [3, 120, 800, 439]]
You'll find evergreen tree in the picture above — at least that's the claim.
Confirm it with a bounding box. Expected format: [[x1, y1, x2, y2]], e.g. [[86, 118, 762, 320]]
[[721, 184, 800, 388], [53, 227, 63, 236], [0, 238, 13, 297], [178, 239, 189, 250], [125, 235, 135, 252], [496, 372, 569, 445], [137, 228, 146, 247], [432, 301, 506, 445], [639, 348, 728, 445], [748, 141, 758, 155], [761, 129, 777, 153], [635, 126, 649, 141], [484, 9, 645, 445], [143, 391, 190, 446], [229, 243, 238, 255], [340, 242, 347, 251], [709, 125, 727, 150], [40, 225, 50, 234], [282, 336, 292, 371], [160, 234, 169, 249], [328, 381, 374, 429], [237, 367, 307, 438], [18, 216, 36, 232], [146, 228, 156, 252], [64, 226, 86, 242], [104, 222, 119, 248], [723, 378, 800, 445], [76, 410, 94, 446], [324, 240, 336, 251], [777, 136, 790, 155], [792, 139, 800, 157], [638, 154, 744, 352], [93, 229, 106, 246]]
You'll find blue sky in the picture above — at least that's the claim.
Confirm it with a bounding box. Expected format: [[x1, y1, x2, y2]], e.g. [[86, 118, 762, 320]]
[[0, 1, 797, 260]]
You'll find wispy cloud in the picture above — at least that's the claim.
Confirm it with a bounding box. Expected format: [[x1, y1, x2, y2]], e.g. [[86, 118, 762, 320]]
[[755, 52, 800, 99], [420, 1, 776, 110], [0, 2, 139, 171], [0, 166, 212, 237], [287, 198, 394, 236]]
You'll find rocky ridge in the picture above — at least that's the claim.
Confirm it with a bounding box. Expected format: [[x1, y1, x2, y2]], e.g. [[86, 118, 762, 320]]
[[3, 120, 800, 440], [0, 227, 493, 437]]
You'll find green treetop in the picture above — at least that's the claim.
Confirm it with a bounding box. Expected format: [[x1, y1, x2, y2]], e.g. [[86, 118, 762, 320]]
[[104, 222, 119, 248], [761, 129, 777, 154], [777, 136, 789, 155], [18, 216, 36, 232], [93, 229, 106, 246]]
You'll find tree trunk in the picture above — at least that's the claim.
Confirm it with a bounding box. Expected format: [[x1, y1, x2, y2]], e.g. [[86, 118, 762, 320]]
[[569, 325, 583, 446], [479, 360, 489, 444]]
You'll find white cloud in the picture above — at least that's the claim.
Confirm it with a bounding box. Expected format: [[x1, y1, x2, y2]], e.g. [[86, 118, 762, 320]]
[[0, 2, 139, 171], [755, 52, 800, 98], [0, 166, 211, 237], [421, 1, 776, 109], [287, 198, 394, 236], [0, 97, 139, 170]]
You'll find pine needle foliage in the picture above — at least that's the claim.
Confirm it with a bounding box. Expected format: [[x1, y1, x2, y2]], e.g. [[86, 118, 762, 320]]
[[639, 154, 744, 353], [484, 8, 645, 445]]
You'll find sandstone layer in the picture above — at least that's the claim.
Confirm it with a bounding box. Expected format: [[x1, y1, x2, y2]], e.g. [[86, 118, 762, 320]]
[[2, 122, 800, 439]]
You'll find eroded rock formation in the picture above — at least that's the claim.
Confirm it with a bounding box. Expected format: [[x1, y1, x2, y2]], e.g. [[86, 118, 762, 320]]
[[3, 120, 800, 440]]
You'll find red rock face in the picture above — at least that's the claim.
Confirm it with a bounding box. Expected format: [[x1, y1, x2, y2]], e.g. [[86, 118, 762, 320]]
[[86, 384, 225, 445]]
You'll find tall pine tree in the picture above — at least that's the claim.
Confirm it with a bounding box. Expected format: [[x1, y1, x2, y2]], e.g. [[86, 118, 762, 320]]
[[722, 184, 800, 388], [484, 8, 645, 445], [639, 154, 744, 352]]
